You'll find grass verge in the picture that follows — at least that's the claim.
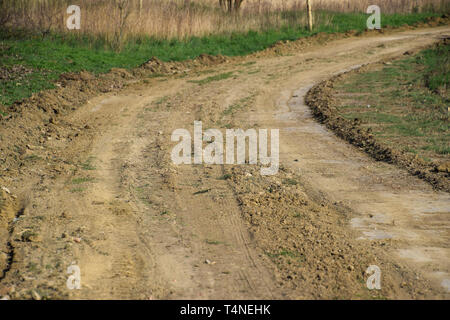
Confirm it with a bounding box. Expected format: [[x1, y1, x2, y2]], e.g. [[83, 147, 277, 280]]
[[333, 41, 449, 162], [305, 40, 449, 192], [0, 11, 445, 107]]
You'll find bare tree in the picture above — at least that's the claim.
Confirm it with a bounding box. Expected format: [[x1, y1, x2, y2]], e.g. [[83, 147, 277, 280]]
[[220, 0, 244, 13], [114, 0, 132, 50]]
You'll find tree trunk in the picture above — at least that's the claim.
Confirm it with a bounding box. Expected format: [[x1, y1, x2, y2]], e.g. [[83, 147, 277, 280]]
[[307, 0, 313, 31], [234, 0, 243, 11], [219, 0, 243, 12]]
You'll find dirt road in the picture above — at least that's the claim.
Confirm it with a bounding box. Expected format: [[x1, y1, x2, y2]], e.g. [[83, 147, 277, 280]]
[[0, 26, 449, 299]]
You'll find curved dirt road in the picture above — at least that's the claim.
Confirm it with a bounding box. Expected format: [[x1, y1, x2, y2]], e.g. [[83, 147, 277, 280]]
[[1, 26, 449, 299]]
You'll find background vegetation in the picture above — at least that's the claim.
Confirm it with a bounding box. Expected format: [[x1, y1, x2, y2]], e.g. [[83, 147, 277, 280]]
[[0, 0, 448, 108]]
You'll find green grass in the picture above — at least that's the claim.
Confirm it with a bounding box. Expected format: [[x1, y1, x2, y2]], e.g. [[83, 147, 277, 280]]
[[0, 11, 443, 106], [419, 43, 449, 91], [154, 96, 169, 106], [71, 177, 94, 184], [267, 250, 306, 264], [70, 187, 86, 193], [282, 178, 298, 186], [217, 173, 232, 180], [80, 157, 96, 170], [222, 102, 242, 116], [334, 42, 449, 161], [222, 95, 254, 116]]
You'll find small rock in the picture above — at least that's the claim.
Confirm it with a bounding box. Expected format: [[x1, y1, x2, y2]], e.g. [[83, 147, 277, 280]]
[[31, 290, 41, 300], [73, 237, 82, 243], [1, 186, 10, 194], [61, 212, 70, 219], [437, 161, 450, 173]]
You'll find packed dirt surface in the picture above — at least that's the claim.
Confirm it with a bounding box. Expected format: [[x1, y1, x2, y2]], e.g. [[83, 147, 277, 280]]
[[0, 26, 449, 300]]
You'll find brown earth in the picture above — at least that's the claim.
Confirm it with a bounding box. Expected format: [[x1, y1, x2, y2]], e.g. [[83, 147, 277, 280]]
[[0, 25, 449, 300]]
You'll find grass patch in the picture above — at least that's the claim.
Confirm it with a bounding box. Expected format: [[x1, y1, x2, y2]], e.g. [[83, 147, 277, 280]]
[[71, 177, 94, 185], [222, 94, 255, 116], [154, 96, 169, 106], [222, 103, 241, 116], [333, 42, 449, 162], [282, 178, 298, 185], [419, 42, 449, 91], [189, 72, 233, 85], [80, 157, 96, 170], [0, 11, 442, 106], [267, 250, 306, 264], [217, 173, 232, 180]]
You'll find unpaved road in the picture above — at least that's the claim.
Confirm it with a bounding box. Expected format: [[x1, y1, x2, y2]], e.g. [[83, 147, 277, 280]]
[[0, 26, 449, 299]]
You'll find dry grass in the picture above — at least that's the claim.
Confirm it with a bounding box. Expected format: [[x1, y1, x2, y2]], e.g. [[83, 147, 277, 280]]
[[0, 0, 448, 43]]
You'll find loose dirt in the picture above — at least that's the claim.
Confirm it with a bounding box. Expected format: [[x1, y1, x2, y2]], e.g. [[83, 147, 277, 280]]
[[0, 25, 449, 299]]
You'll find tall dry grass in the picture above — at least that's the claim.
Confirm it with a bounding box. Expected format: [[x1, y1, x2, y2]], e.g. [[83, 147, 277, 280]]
[[0, 0, 448, 43]]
